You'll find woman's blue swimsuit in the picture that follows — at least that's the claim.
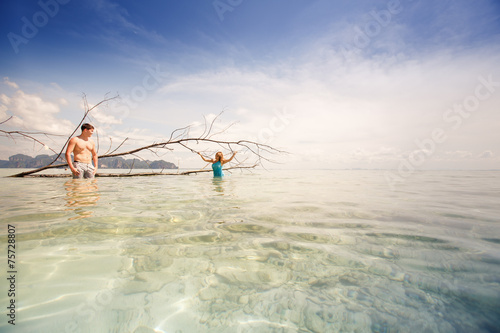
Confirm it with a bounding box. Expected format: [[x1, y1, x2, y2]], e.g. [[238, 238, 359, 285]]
[[212, 161, 223, 177]]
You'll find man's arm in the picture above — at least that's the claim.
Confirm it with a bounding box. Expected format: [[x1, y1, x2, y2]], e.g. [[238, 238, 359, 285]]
[[65, 138, 79, 176], [91, 141, 98, 174]]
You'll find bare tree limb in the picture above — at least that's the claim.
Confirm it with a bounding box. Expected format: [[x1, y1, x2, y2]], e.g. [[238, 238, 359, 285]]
[[107, 137, 129, 155], [4, 94, 286, 178], [1, 130, 60, 155], [21, 165, 259, 177], [0, 116, 13, 126]]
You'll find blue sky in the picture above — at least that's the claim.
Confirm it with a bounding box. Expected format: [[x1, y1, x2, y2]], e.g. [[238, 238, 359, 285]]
[[1, 0, 500, 170]]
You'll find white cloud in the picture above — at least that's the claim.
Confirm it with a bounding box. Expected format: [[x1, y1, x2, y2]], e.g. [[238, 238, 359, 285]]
[[0, 79, 78, 159], [0, 103, 9, 122], [444, 150, 474, 159], [0, 94, 11, 107], [3, 77, 19, 89], [87, 0, 169, 51], [479, 150, 493, 159], [91, 108, 122, 126], [1, 90, 74, 134], [135, 40, 500, 170]]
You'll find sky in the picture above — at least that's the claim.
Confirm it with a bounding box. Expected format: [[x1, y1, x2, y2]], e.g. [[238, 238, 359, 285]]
[[0, 0, 499, 170]]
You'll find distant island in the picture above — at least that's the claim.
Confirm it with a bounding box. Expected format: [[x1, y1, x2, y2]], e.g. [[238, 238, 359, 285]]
[[0, 154, 177, 169]]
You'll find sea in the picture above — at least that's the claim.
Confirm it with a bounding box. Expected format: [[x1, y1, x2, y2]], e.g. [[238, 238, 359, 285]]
[[0, 168, 499, 333]]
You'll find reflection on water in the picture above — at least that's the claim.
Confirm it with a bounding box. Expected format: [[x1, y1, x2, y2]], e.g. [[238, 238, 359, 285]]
[[64, 179, 100, 220], [212, 177, 225, 194], [0, 170, 499, 332]]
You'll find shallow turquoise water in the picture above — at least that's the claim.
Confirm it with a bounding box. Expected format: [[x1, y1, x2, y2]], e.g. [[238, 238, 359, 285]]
[[0, 169, 499, 332]]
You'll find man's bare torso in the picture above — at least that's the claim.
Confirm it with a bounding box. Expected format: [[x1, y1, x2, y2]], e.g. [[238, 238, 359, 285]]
[[72, 136, 94, 164]]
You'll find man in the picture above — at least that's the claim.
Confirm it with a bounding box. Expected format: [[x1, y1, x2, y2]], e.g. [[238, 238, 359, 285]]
[[65, 123, 98, 179]]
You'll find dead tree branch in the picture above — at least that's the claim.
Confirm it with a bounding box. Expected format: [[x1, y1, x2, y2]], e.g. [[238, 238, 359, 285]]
[[0, 117, 65, 155], [5, 95, 286, 178]]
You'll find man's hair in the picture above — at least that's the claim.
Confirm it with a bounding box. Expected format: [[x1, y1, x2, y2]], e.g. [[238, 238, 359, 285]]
[[81, 123, 94, 131]]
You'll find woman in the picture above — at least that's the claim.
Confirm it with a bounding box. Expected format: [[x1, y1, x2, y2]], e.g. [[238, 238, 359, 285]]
[[198, 151, 237, 177]]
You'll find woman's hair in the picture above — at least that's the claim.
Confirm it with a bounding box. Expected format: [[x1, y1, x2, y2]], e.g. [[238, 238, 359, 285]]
[[215, 152, 223, 162]]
